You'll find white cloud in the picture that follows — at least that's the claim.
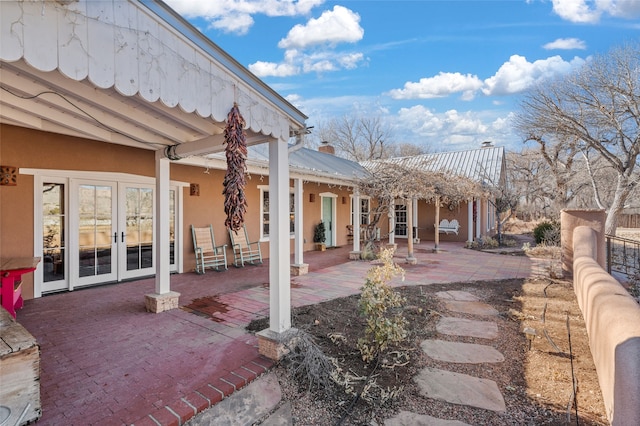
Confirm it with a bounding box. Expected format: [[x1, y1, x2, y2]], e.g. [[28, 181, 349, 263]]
[[338, 52, 365, 70], [543, 38, 587, 50], [482, 54, 586, 96], [387, 72, 484, 101], [164, 0, 325, 34], [209, 13, 255, 35], [246, 6, 365, 77], [551, 0, 640, 23], [250, 49, 365, 77], [278, 5, 364, 49], [249, 61, 299, 77], [394, 105, 513, 150]]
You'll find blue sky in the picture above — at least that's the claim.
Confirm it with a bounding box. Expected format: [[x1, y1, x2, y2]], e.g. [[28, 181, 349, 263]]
[[165, 0, 640, 152]]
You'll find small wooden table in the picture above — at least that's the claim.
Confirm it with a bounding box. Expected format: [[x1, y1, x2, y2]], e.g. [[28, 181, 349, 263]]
[[1, 257, 40, 319]]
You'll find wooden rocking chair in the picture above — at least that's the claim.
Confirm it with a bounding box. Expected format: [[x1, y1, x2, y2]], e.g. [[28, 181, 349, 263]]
[[191, 225, 228, 273], [228, 225, 263, 267]]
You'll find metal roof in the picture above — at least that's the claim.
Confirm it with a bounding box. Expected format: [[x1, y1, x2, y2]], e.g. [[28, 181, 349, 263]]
[[207, 144, 368, 183], [362, 146, 506, 187]]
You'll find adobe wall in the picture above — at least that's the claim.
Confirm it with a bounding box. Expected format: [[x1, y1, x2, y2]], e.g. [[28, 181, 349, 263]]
[[560, 209, 606, 274], [570, 225, 640, 425]]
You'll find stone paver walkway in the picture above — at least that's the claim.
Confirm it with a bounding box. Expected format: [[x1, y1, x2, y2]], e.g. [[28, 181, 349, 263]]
[[420, 340, 504, 364], [399, 290, 508, 423]]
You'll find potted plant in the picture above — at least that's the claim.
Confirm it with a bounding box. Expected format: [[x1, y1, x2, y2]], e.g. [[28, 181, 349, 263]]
[[313, 222, 326, 251]]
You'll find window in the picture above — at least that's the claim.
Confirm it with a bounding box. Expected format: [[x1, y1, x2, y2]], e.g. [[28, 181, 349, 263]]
[[350, 197, 370, 225], [260, 187, 295, 239], [42, 182, 66, 283], [360, 198, 370, 225]]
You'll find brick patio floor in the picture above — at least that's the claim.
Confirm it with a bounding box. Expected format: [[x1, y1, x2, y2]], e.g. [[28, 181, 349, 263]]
[[16, 241, 549, 425]]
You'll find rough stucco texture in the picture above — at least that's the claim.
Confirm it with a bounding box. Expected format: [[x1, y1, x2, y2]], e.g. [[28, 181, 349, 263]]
[[572, 226, 640, 426]]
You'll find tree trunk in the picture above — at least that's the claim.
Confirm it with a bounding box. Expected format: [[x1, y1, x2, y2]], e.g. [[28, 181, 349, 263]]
[[604, 175, 633, 236]]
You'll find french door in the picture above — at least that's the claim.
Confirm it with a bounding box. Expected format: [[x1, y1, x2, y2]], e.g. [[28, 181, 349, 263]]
[[395, 201, 408, 238], [41, 179, 161, 293], [73, 180, 119, 287], [321, 196, 334, 247]]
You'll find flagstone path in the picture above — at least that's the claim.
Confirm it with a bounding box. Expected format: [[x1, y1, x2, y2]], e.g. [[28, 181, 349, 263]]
[[385, 290, 508, 425]]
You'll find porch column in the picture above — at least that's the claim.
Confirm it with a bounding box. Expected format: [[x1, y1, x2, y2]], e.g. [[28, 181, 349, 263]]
[[291, 178, 308, 276], [350, 190, 361, 260], [412, 197, 419, 243], [480, 198, 488, 236], [475, 199, 481, 239], [387, 199, 396, 248], [433, 195, 441, 253], [268, 138, 291, 333], [257, 138, 294, 361], [145, 150, 179, 313], [406, 197, 416, 264], [467, 198, 474, 244]]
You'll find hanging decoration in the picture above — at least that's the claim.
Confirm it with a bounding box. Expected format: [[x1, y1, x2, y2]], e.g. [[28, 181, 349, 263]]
[[222, 103, 248, 232]]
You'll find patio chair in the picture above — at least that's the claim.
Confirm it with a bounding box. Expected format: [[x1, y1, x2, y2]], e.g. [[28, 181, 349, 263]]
[[191, 225, 228, 273], [228, 225, 263, 267]]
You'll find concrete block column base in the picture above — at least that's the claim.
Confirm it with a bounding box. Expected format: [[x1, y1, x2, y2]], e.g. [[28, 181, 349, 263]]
[[349, 251, 361, 260], [290, 263, 309, 276], [256, 328, 299, 361], [405, 256, 417, 265], [144, 291, 180, 313]]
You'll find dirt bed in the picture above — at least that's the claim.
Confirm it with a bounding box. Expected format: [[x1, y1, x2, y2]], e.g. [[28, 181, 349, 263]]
[[249, 272, 608, 425]]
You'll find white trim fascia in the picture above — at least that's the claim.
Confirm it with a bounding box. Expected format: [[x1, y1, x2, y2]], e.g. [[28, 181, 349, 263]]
[[20, 168, 189, 187], [178, 156, 359, 187]]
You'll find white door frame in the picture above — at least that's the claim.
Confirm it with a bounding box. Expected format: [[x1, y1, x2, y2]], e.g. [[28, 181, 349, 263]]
[[320, 192, 337, 247], [25, 168, 186, 297]]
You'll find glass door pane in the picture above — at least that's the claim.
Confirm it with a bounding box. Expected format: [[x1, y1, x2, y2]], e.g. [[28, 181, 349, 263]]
[[42, 183, 66, 292], [322, 197, 334, 246], [119, 184, 155, 280], [395, 202, 408, 237], [76, 183, 117, 286]]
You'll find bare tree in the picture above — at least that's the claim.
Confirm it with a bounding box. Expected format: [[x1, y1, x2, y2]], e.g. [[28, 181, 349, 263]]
[[515, 42, 640, 235], [387, 142, 429, 158], [358, 159, 480, 255], [315, 115, 394, 161], [506, 150, 552, 218]]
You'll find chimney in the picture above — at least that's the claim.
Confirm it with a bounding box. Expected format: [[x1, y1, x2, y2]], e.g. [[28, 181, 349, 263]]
[[481, 141, 494, 148], [318, 140, 335, 155]]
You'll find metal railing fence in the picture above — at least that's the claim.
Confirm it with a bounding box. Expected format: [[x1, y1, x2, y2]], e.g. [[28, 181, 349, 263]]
[[606, 235, 640, 278]]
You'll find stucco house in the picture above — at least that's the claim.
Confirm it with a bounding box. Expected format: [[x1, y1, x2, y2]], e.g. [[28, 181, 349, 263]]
[[360, 144, 505, 250], [0, 0, 504, 324], [0, 0, 314, 339]]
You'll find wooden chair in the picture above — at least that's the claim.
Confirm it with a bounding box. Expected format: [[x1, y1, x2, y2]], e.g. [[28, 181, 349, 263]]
[[191, 225, 228, 273], [228, 225, 263, 267]]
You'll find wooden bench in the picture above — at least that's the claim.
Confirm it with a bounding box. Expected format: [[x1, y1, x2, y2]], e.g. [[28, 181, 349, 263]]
[[0, 307, 42, 425], [436, 219, 460, 235]]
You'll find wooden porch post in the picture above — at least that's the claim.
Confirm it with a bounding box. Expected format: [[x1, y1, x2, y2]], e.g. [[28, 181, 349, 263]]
[[387, 199, 396, 247], [268, 138, 291, 333], [291, 178, 308, 276], [257, 138, 294, 361], [145, 150, 179, 313], [433, 195, 441, 253], [350, 190, 361, 260], [467, 198, 474, 244], [406, 198, 416, 264]]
